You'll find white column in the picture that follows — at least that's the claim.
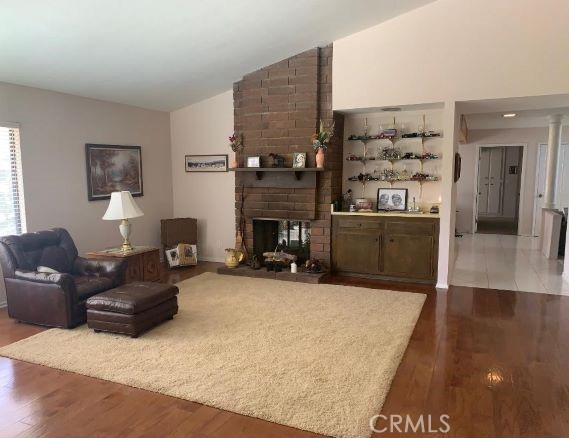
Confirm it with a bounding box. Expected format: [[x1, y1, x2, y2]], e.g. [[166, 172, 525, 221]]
[[543, 114, 563, 209]]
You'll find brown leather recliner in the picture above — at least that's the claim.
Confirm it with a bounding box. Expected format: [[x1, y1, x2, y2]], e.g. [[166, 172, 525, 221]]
[[0, 228, 127, 328]]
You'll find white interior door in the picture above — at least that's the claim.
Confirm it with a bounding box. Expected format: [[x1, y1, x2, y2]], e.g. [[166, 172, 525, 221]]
[[487, 148, 504, 215], [477, 148, 491, 216], [477, 147, 504, 217]]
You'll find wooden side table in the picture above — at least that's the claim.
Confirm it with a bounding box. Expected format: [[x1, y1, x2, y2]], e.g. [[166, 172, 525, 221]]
[[86, 246, 161, 283]]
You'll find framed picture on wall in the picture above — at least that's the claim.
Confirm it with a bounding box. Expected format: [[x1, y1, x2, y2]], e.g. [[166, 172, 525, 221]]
[[185, 154, 228, 172], [377, 188, 408, 211], [85, 144, 143, 201]]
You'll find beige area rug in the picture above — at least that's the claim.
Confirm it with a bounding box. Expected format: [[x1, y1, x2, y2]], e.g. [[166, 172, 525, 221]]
[[0, 272, 425, 438]]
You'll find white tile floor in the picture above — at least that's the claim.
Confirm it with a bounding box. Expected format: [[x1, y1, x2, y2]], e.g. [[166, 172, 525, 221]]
[[451, 233, 569, 295]]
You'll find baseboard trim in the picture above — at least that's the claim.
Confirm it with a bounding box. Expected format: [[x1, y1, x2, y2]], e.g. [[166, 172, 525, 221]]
[[436, 282, 449, 290], [199, 256, 224, 263]]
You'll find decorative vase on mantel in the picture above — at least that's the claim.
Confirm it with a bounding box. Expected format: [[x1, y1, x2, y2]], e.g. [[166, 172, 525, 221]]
[[316, 148, 325, 168], [311, 119, 334, 169]]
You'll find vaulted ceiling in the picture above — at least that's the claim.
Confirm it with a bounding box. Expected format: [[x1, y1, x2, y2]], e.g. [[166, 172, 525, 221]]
[[0, 0, 433, 111]]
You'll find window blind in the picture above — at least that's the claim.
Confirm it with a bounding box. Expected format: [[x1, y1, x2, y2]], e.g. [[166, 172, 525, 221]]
[[0, 124, 26, 235]]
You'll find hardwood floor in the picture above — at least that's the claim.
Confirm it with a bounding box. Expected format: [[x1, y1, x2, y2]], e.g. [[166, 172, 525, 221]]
[[1, 262, 568, 437]]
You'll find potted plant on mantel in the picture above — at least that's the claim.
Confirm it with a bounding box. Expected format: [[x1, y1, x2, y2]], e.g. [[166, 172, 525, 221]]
[[311, 119, 334, 168], [228, 132, 243, 168]]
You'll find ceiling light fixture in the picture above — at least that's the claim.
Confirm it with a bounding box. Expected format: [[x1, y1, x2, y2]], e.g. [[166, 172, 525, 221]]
[[503, 113, 517, 118], [381, 107, 401, 112]]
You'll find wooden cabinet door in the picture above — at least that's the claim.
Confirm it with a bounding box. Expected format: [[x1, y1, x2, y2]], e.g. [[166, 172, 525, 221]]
[[333, 230, 381, 275], [143, 250, 161, 282], [382, 234, 435, 280], [125, 254, 143, 282]]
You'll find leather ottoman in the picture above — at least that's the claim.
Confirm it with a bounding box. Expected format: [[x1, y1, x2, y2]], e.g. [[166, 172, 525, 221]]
[[86, 282, 179, 337]]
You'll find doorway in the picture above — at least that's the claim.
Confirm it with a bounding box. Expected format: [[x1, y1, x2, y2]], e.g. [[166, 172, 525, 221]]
[[533, 142, 569, 236], [475, 145, 523, 235]]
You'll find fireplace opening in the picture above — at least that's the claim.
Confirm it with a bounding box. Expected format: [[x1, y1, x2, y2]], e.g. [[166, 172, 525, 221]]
[[253, 219, 310, 265]]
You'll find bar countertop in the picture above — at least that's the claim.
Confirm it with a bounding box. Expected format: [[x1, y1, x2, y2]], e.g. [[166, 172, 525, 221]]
[[330, 205, 440, 219]]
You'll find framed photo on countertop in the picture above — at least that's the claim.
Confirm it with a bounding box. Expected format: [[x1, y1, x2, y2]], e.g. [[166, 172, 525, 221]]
[[377, 188, 408, 211]]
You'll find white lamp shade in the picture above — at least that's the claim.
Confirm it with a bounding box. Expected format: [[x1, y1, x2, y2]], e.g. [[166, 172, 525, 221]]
[[102, 191, 144, 220]]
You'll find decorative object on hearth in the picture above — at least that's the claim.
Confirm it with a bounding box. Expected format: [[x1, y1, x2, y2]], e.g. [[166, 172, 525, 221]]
[[269, 153, 285, 168], [185, 154, 228, 172], [102, 191, 144, 252], [293, 152, 306, 168], [247, 156, 261, 168], [86, 144, 143, 201], [235, 185, 249, 262], [377, 188, 408, 211], [263, 249, 297, 265], [224, 248, 244, 269], [263, 244, 297, 272], [249, 254, 262, 270], [290, 261, 298, 273], [304, 258, 323, 273], [165, 243, 198, 268], [265, 259, 285, 272], [311, 119, 335, 168]]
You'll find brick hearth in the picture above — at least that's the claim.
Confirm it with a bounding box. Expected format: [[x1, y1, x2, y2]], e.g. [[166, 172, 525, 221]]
[[233, 46, 344, 267]]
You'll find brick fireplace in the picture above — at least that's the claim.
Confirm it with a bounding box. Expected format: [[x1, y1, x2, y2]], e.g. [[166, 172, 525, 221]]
[[233, 46, 344, 268]]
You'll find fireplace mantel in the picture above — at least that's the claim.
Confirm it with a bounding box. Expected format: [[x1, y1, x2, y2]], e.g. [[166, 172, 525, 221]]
[[230, 168, 323, 188]]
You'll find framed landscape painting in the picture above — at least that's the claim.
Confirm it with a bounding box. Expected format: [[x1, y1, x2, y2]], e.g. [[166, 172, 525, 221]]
[[86, 144, 143, 201], [185, 154, 228, 172]]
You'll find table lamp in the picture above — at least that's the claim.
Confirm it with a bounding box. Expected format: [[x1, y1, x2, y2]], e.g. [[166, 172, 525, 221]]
[[102, 191, 144, 252]]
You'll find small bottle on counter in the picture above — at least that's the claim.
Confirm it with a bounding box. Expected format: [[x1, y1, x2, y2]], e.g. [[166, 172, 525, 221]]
[[290, 262, 297, 273]]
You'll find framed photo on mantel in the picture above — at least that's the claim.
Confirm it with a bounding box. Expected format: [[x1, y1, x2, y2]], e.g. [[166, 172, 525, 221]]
[[85, 144, 143, 201]]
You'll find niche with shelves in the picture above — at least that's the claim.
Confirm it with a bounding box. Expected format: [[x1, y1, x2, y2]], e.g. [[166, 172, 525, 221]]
[[342, 108, 444, 210]]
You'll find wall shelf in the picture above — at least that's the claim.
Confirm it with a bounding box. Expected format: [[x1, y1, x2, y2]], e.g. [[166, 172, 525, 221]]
[[346, 157, 440, 163], [229, 167, 324, 181]]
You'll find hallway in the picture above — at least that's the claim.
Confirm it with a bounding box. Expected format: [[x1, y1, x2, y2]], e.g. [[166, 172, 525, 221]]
[[452, 233, 569, 294]]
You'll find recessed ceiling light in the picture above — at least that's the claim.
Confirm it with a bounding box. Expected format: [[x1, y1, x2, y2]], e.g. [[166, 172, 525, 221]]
[[503, 113, 517, 118], [381, 107, 401, 112]]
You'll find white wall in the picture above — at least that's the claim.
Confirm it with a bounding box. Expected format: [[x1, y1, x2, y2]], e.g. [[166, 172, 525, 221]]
[[0, 82, 173, 306], [333, 0, 569, 287], [170, 91, 235, 262], [456, 128, 569, 235], [333, 0, 569, 110]]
